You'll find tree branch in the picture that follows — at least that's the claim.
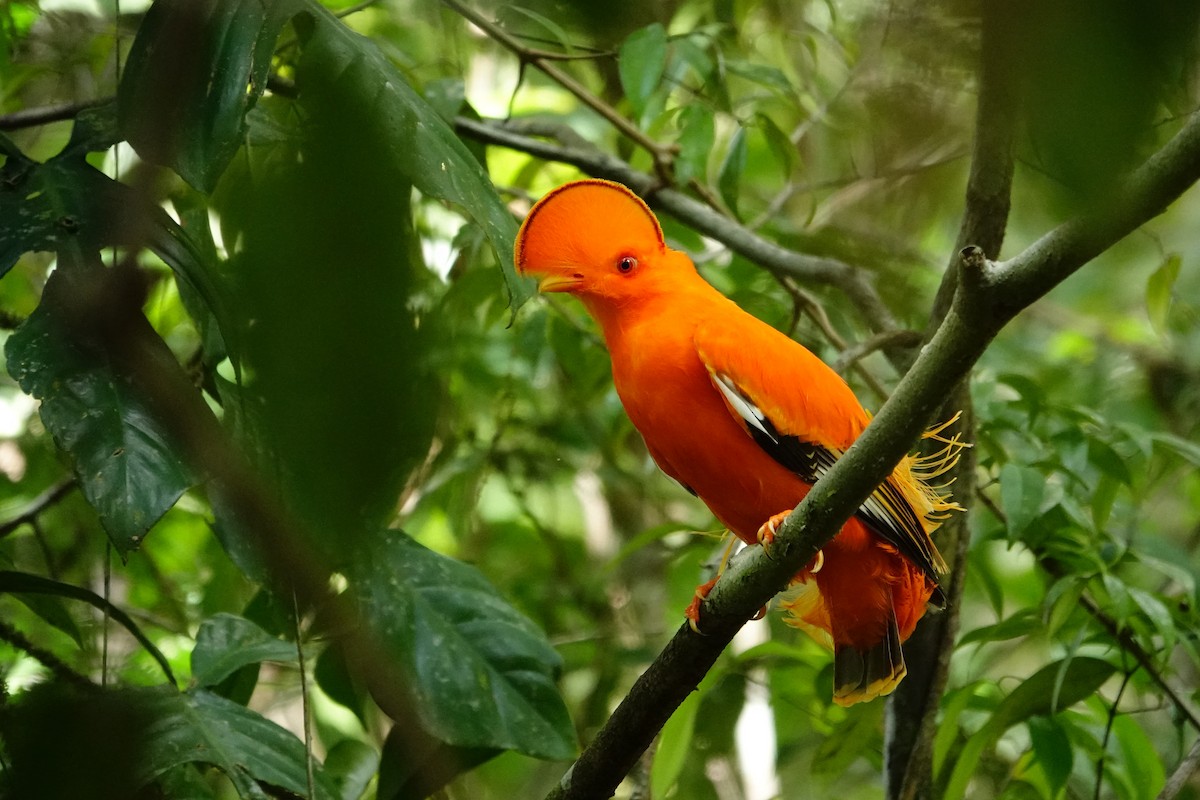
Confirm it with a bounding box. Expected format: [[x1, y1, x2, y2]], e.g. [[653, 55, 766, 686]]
[[543, 103, 1200, 799], [456, 116, 906, 339], [0, 480, 78, 539]]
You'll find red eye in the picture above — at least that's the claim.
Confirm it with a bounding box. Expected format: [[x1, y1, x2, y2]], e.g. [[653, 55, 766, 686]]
[[617, 256, 637, 273]]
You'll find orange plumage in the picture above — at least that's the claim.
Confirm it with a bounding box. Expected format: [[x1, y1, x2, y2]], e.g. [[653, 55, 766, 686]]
[[514, 179, 963, 706]]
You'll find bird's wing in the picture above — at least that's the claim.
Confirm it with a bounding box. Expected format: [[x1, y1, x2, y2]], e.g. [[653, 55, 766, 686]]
[[694, 318, 947, 583]]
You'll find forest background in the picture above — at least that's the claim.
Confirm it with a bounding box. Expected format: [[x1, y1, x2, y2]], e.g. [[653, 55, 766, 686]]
[[1, 1, 1199, 799]]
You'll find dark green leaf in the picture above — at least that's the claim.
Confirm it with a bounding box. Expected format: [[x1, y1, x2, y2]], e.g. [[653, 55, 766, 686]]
[[10, 590, 84, 647], [5, 273, 194, 554], [724, 58, 794, 95], [348, 529, 576, 760], [191, 613, 299, 687], [135, 686, 339, 800], [618, 23, 668, 121], [119, 0, 295, 191], [377, 722, 497, 800], [0, 570, 175, 684]]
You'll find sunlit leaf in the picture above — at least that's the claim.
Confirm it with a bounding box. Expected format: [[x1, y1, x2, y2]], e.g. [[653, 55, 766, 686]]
[[650, 668, 713, 797], [1027, 716, 1073, 796]]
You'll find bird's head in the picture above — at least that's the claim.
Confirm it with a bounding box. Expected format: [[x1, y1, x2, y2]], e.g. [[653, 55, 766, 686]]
[[514, 180, 690, 308]]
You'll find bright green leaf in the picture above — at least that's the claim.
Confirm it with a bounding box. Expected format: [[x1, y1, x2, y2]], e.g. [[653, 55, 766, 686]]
[[1027, 716, 1073, 797], [324, 739, 379, 800], [1110, 715, 1164, 800], [1146, 253, 1181, 336]]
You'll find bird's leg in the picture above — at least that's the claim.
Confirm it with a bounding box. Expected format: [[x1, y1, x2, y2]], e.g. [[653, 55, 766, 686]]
[[685, 534, 769, 633], [756, 510, 825, 573]]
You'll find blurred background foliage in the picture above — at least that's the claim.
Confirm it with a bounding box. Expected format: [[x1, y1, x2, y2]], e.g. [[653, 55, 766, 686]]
[[0, 0, 1199, 799]]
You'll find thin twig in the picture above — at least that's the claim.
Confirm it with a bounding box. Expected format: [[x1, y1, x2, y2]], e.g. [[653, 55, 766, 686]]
[[457, 116, 909, 347], [0, 618, 95, 690], [1158, 736, 1200, 800], [293, 591, 316, 800], [439, 0, 676, 180], [0, 479, 78, 539], [0, 98, 110, 131]]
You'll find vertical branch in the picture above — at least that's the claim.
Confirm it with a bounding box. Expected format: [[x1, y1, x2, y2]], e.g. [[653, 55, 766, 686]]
[[887, 2, 1019, 797]]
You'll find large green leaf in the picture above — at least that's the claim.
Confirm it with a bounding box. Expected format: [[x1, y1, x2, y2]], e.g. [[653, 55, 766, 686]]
[[618, 23, 668, 122], [5, 271, 194, 555], [119, 0, 530, 310], [119, 0, 294, 192], [134, 686, 338, 800], [191, 612, 300, 687], [348, 530, 576, 761]]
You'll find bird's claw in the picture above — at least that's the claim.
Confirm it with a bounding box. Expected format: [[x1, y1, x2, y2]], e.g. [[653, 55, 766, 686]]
[[685, 576, 720, 634]]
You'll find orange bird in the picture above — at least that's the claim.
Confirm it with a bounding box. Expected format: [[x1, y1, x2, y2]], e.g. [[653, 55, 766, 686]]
[[514, 179, 963, 706]]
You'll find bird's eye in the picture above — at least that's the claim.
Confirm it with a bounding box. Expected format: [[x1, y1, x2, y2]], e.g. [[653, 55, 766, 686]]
[[617, 256, 637, 274]]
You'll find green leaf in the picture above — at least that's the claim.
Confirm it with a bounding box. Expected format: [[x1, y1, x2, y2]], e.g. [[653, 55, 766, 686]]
[[675, 104, 715, 185], [9, 590, 84, 647], [618, 23, 668, 122], [348, 529, 576, 760], [1000, 462, 1046, 539], [135, 686, 339, 800], [1110, 714, 1164, 800], [120, 0, 529, 312], [119, 0, 295, 191], [812, 702, 883, 777], [377, 722, 497, 800], [503, 6, 576, 56], [718, 126, 748, 218], [324, 739, 378, 800], [650, 669, 711, 797], [1087, 438, 1133, 486], [0, 570, 175, 684], [191, 613, 300, 687], [941, 657, 1115, 800], [5, 272, 194, 554], [1146, 253, 1181, 336], [724, 58, 794, 95], [958, 609, 1042, 647], [1027, 716, 1073, 796]]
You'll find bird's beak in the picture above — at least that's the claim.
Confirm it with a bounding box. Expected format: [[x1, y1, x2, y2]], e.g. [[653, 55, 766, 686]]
[[534, 274, 583, 293]]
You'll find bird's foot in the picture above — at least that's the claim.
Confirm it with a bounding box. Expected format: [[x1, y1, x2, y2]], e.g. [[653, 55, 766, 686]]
[[685, 577, 719, 634], [755, 510, 824, 573]]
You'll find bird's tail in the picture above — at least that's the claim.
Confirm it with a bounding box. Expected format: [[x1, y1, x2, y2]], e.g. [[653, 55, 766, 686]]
[[831, 607, 907, 707]]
